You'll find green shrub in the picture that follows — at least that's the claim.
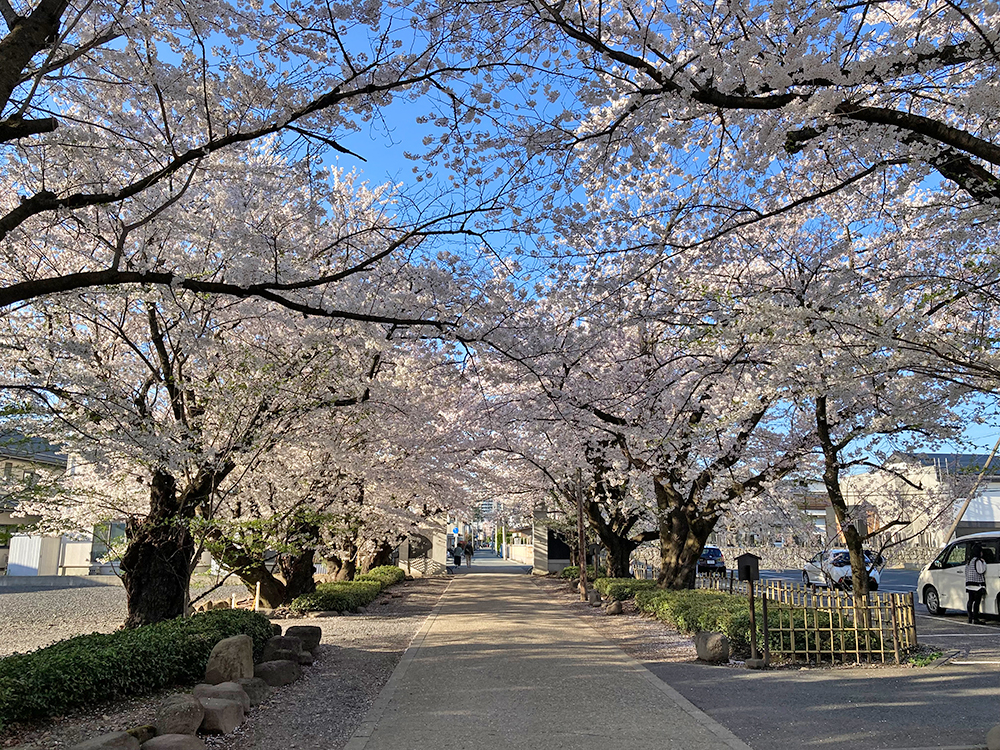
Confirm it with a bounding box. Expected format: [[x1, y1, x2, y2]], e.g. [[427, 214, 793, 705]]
[[558, 565, 598, 580], [593, 578, 658, 601], [0, 609, 272, 730], [290, 580, 383, 613], [357, 565, 406, 589], [634, 588, 758, 655]]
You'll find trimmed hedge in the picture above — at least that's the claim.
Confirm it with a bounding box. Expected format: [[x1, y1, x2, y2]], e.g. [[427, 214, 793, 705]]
[[592, 577, 658, 601], [635, 588, 757, 655], [357, 565, 406, 588], [558, 565, 598, 580], [0, 609, 273, 730], [290, 582, 378, 613]]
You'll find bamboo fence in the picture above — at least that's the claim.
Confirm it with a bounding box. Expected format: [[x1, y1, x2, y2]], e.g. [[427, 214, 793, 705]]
[[633, 562, 918, 663]]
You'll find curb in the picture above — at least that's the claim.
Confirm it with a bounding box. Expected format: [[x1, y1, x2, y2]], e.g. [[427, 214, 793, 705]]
[[342, 577, 454, 750]]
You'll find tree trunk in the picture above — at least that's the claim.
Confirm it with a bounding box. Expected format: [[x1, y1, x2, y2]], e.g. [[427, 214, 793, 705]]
[[359, 540, 395, 573], [120, 470, 194, 628], [815, 395, 870, 598], [654, 479, 715, 589], [277, 549, 317, 599], [323, 554, 356, 581]]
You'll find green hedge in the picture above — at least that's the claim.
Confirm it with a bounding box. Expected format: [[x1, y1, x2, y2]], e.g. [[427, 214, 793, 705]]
[[357, 565, 406, 588], [290, 580, 383, 613], [635, 588, 757, 654], [0, 609, 273, 730], [593, 577, 658, 601], [558, 565, 598, 580]]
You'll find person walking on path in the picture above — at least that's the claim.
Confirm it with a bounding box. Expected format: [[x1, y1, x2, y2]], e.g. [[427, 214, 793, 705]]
[[452, 545, 463, 569], [464, 541, 474, 567], [966, 542, 988, 623]]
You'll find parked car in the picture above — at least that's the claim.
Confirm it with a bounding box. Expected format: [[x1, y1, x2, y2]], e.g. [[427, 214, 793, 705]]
[[801, 549, 882, 591], [918, 532, 1000, 616], [697, 545, 726, 575]]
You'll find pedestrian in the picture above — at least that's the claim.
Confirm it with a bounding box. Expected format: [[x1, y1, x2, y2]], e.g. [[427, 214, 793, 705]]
[[452, 545, 463, 568], [965, 542, 987, 624], [464, 541, 473, 567]]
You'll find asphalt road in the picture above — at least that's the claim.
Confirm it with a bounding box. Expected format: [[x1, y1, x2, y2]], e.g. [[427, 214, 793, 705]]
[[660, 567, 1000, 749]]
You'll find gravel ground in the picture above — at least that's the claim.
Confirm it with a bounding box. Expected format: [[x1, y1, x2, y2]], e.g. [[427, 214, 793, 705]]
[[0, 578, 251, 658], [0, 577, 450, 749]]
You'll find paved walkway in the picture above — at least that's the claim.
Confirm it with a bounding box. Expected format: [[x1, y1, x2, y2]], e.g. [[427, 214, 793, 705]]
[[345, 556, 750, 750]]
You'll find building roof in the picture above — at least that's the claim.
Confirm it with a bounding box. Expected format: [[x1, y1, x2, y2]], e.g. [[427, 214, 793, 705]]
[[0, 433, 67, 468], [895, 452, 1000, 477]]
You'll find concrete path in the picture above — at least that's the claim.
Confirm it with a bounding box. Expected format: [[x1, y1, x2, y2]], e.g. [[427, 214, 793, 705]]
[[345, 566, 750, 750]]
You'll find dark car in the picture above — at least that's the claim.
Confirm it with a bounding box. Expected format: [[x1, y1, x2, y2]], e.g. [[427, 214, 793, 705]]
[[698, 545, 726, 575]]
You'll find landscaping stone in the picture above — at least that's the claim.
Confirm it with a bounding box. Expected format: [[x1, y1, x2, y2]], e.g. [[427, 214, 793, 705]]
[[296, 650, 315, 666], [254, 658, 303, 686], [156, 694, 205, 736], [126, 725, 156, 743], [694, 631, 730, 663], [204, 634, 254, 684], [198, 697, 244, 735], [141, 736, 206, 750], [357, 606, 367, 614], [193, 681, 251, 713], [212, 599, 231, 610], [605, 600, 623, 615], [987, 725, 1000, 750], [261, 634, 303, 662], [236, 676, 271, 706], [271, 622, 282, 635], [587, 589, 601, 606], [264, 647, 300, 662], [68, 733, 140, 750], [284, 625, 322, 651]]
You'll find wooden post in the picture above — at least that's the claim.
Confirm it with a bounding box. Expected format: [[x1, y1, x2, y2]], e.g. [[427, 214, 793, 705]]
[[748, 577, 759, 660], [231, 593, 237, 610], [890, 595, 902, 664], [576, 469, 587, 601], [254, 581, 261, 612], [761, 594, 770, 664]]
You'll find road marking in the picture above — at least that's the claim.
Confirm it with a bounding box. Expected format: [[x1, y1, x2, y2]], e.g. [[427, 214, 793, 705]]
[[950, 660, 1000, 665], [918, 633, 1000, 637]]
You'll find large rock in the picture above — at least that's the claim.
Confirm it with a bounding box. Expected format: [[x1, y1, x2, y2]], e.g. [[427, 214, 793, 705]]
[[193, 681, 251, 713], [264, 647, 300, 663], [694, 631, 731, 663], [204, 634, 254, 684], [605, 600, 623, 615], [284, 625, 322, 652], [156, 694, 205, 736], [68, 733, 140, 750], [236, 677, 271, 706], [198, 697, 244, 735], [261, 635, 303, 662], [296, 650, 314, 666], [254, 659, 302, 686], [141, 736, 206, 750], [126, 726, 156, 744], [986, 724, 1000, 750]]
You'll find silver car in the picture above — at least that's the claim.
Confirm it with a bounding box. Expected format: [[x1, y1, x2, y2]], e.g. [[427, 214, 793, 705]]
[[801, 549, 882, 591]]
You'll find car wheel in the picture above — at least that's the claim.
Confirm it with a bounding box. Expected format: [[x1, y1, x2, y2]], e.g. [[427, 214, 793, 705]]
[[801, 571, 811, 586], [924, 586, 945, 616], [868, 578, 879, 592]]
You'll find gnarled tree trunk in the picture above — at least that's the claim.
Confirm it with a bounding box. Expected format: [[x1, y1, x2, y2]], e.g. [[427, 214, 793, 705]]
[[654, 478, 716, 589], [121, 471, 195, 628]]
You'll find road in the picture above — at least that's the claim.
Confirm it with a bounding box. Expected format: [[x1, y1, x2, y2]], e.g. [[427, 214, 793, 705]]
[[646, 567, 1000, 749]]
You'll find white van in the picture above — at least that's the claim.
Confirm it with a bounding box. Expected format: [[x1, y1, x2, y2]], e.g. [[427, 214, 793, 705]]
[[918, 532, 1000, 615]]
